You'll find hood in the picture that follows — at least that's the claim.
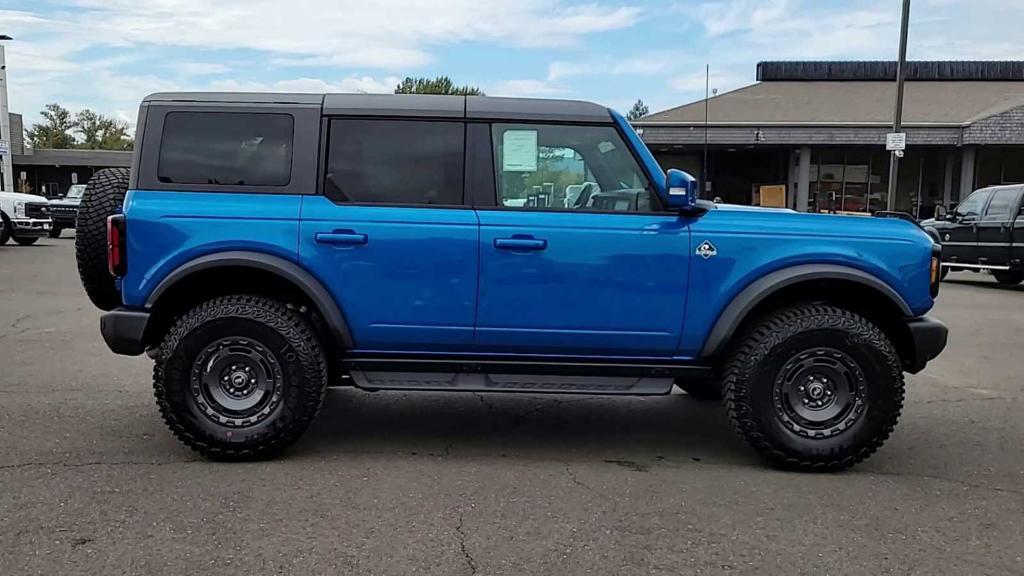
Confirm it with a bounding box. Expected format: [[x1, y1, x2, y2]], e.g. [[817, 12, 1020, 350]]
[[701, 204, 933, 244], [0, 191, 48, 203], [50, 197, 82, 207]]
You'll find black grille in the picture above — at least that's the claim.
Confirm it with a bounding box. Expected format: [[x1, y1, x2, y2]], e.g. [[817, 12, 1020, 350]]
[[25, 203, 50, 219], [50, 206, 78, 216]]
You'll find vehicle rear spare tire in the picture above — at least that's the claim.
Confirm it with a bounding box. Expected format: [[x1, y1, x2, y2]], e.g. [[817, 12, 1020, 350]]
[[722, 303, 904, 472], [76, 168, 129, 311]]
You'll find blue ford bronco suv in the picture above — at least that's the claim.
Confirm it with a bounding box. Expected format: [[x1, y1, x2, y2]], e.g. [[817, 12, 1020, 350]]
[[75, 92, 947, 470]]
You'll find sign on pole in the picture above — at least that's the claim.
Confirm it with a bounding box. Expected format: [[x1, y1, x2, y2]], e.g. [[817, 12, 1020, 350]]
[[0, 139, 9, 155], [885, 132, 906, 152]]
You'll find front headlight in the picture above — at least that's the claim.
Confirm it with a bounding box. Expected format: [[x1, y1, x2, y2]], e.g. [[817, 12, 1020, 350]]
[[13, 201, 25, 218]]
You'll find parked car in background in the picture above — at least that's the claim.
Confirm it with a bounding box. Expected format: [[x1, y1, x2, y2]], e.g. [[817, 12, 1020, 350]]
[[47, 184, 86, 238], [922, 184, 1024, 285], [0, 190, 52, 246]]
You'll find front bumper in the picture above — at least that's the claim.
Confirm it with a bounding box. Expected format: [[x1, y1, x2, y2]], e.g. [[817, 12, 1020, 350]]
[[904, 315, 948, 373], [100, 308, 150, 356], [11, 218, 53, 238]]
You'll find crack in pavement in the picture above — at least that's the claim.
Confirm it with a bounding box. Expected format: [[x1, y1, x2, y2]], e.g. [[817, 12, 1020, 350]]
[[0, 306, 86, 341], [564, 462, 594, 492], [454, 511, 478, 576], [0, 459, 201, 471]]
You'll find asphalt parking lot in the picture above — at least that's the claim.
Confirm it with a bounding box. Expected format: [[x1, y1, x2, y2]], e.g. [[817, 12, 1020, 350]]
[[1, 237, 1022, 576]]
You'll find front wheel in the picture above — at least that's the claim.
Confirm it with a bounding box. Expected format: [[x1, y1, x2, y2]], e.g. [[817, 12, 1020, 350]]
[[154, 295, 329, 460], [49, 226, 63, 238], [992, 270, 1024, 286], [13, 236, 39, 246], [722, 304, 904, 472]]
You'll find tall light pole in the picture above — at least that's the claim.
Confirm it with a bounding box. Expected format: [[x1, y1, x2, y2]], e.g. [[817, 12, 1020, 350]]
[[702, 64, 709, 199], [886, 0, 911, 211], [0, 35, 13, 193]]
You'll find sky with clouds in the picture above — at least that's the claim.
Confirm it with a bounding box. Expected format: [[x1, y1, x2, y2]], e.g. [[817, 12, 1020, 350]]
[[3, 0, 1024, 131]]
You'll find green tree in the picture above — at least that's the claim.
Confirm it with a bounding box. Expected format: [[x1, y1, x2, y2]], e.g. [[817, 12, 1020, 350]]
[[394, 76, 484, 96], [626, 99, 649, 121], [25, 103, 76, 149], [74, 109, 133, 151]]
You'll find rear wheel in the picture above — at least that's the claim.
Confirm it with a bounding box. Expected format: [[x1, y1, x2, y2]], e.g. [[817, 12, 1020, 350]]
[[722, 304, 904, 472], [76, 168, 129, 310], [154, 295, 329, 460], [993, 270, 1024, 285]]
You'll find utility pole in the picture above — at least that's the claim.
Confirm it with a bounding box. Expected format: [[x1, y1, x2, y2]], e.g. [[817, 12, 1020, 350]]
[[886, 0, 911, 211], [0, 35, 13, 193], [702, 64, 709, 199]]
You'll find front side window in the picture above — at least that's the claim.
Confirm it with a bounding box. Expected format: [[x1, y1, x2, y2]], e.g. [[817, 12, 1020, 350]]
[[325, 119, 464, 205], [158, 112, 293, 186], [955, 189, 992, 219], [492, 124, 653, 212], [982, 188, 1020, 221]]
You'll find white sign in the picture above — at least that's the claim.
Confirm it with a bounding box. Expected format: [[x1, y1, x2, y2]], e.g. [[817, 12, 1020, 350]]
[[502, 130, 538, 172], [0, 140, 9, 155], [886, 132, 906, 151]]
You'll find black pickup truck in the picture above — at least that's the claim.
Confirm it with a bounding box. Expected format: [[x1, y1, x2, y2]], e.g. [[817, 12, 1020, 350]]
[[922, 184, 1024, 285]]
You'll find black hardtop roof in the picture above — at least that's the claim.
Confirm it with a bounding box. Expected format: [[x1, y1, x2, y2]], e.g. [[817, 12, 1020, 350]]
[[142, 92, 613, 123]]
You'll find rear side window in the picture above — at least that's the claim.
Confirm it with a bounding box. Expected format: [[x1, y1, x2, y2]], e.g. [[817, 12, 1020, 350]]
[[158, 112, 294, 186], [325, 119, 464, 205], [982, 188, 1021, 221]]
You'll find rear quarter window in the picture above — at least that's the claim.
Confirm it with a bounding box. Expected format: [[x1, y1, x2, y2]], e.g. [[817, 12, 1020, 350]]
[[157, 112, 294, 187]]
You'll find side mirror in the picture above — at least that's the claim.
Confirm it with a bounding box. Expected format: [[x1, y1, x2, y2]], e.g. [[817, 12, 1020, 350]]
[[661, 169, 698, 212]]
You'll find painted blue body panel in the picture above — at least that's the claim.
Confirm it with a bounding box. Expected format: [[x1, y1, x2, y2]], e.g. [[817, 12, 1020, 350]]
[[476, 210, 690, 355], [677, 207, 936, 356], [120, 190, 302, 308], [298, 196, 479, 351]]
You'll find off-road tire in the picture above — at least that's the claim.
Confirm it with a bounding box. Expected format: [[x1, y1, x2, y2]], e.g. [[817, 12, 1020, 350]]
[[992, 270, 1024, 286], [76, 168, 129, 311], [722, 304, 904, 472], [0, 214, 12, 245], [675, 377, 721, 400], [154, 295, 329, 460], [49, 226, 63, 239], [13, 236, 39, 246]]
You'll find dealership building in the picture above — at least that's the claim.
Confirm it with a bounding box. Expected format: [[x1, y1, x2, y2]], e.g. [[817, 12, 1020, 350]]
[[3, 112, 131, 199], [636, 61, 1024, 218]]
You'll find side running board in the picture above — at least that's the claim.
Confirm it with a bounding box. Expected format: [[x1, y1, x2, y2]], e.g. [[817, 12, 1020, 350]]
[[342, 355, 713, 396], [349, 371, 675, 395]]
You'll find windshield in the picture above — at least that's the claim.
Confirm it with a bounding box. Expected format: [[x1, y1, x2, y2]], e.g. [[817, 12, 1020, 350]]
[[66, 185, 86, 199]]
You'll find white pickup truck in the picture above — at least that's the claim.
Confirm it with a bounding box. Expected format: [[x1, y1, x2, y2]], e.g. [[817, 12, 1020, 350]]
[[0, 190, 53, 246]]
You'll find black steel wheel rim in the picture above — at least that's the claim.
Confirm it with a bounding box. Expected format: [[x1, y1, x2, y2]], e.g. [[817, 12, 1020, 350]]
[[189, 337, 284, 428], [772, 347, 868, 438]]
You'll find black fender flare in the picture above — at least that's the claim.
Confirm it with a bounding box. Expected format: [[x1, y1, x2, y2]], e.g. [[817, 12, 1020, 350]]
[[922, 225, 942, 245], [146, 251, 354, 348], [699, 264, 913, 358]]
